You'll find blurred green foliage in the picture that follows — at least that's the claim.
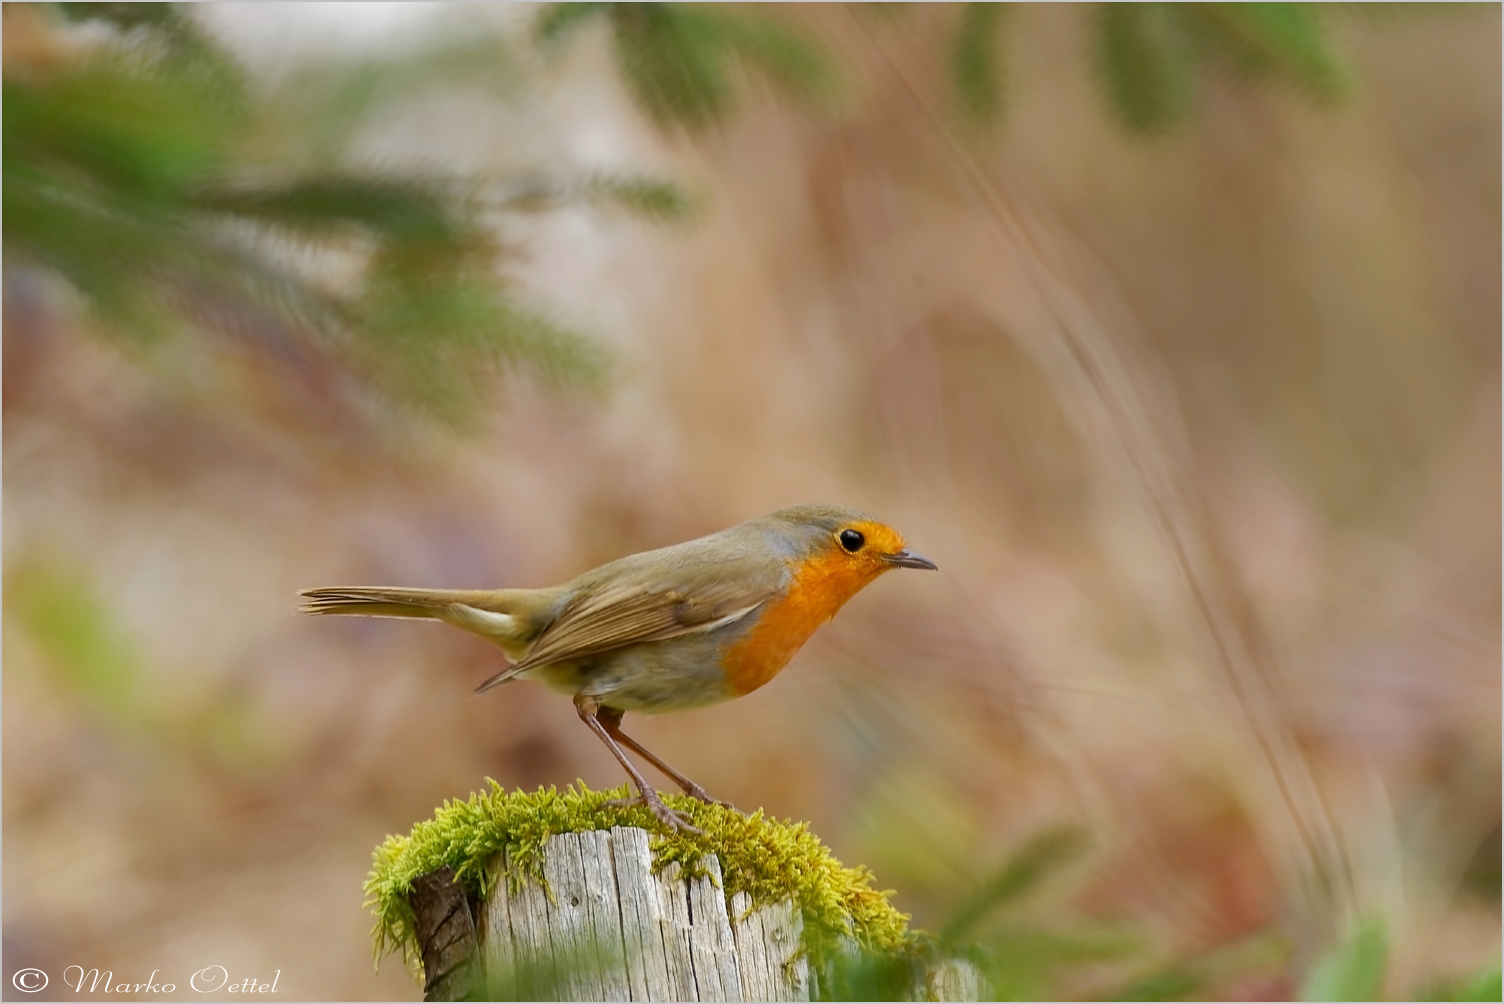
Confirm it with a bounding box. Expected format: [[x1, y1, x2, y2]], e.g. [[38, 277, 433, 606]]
[[1301, 915, 1389, 1002], [474, 935, 628, 1002], [790, 822, 1273, 1001], [5, 556, 281, 770], [5, 2, 1466, 431], [949, 3, 1011, 129], [1300, 915, 1502, 1004], [936, 829, 1143, 1002], [1419, 962, 1504, 1003], [1094, 3, 1347, 133], [7, 557, 144, 718], [4, 3, 610, 428], [497, 174, 698, 222], [1093, 3, 1196, 134], [530, 2, 1456, 138], [938, 825, 1088, 946], [537, 2, 838, 131], [812, 825, 1500, 1002]]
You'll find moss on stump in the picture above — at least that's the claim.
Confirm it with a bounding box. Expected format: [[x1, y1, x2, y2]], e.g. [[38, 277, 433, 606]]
[[366, 781, 917, 973]]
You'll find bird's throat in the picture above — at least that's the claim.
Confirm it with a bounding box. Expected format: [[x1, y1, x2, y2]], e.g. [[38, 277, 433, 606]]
[[720, 553, 884, 696]]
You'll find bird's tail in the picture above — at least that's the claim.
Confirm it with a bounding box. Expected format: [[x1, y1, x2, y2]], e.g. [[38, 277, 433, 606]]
[[298, 584, 553, 660], [298, 586, 503, 619]]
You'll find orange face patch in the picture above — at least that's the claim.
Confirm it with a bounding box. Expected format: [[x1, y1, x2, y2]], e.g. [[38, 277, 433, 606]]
[[720, 520, 905, 696]]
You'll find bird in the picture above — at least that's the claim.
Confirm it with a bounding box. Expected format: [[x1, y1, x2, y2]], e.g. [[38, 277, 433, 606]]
[[299, 503, 937, 832]]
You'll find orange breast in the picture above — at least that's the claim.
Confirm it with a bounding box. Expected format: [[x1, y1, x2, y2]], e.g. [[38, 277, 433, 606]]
[[720, 551, 884, 696]]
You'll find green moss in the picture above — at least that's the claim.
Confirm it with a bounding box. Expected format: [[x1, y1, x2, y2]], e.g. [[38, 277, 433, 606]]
[[366, 781, 917, 971]]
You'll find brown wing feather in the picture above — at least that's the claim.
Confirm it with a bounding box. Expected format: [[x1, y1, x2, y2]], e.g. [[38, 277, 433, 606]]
[[471, 530, 790, 694], [515, 584, 769, 673], [473, 584, 775, 693]]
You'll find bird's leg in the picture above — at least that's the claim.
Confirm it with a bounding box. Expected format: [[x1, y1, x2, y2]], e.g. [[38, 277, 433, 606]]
[[598, 707, 734, 809], [574, 694, 701, 834]]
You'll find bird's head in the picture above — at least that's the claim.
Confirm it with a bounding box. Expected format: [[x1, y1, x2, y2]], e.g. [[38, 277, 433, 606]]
[[765, 504, 938, 583]]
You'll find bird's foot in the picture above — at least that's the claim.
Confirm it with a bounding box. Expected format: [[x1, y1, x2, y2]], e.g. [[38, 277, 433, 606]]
[[605, 791, 703, 835], [681, 782, 736, 811]]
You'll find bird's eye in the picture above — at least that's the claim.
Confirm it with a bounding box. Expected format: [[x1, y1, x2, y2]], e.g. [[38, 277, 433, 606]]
[[839, 529, 865, 553]]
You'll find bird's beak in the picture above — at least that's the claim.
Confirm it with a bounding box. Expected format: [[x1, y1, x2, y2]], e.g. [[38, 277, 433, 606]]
[[884, 549, 938, 571]]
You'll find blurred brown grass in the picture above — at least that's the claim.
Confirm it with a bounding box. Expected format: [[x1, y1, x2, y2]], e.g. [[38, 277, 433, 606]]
[[4, 4, 1498, 999]]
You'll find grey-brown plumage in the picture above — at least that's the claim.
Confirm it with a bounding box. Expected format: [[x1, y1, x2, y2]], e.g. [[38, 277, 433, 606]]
[[299, 504, 937, 830]]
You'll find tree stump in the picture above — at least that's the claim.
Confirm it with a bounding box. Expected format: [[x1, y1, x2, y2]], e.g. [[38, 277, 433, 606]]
[[379, 785, 980, 1001], [405, 826, 982, 1002], [410, 866, 483, 1001], [411, 827, 808, 1002]]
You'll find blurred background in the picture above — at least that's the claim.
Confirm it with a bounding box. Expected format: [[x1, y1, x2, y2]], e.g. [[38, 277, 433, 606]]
[[3, 3, 1498, 1000]]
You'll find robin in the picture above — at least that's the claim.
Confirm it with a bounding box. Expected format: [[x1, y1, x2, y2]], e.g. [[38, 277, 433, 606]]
[[300, 504, 937, 831]]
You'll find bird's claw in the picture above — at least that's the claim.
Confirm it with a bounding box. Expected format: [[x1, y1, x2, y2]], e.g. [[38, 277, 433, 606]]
[[605, 791, 703, 835], [683, 784, 735, 811]]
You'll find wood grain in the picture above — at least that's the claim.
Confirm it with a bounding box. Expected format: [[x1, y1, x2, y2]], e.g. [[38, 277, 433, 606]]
[[410, 826, 976, 1001]]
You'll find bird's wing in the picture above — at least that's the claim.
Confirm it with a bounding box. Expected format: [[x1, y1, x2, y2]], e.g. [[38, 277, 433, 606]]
[[473, 546, 785, 693], [520, 571, 782, 673]]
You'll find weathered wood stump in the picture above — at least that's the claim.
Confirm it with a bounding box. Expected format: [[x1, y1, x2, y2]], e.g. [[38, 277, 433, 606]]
[[406, 826, 981, 1002], [411, 827, 808, 1002], [376, 785, 980, 1002]]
